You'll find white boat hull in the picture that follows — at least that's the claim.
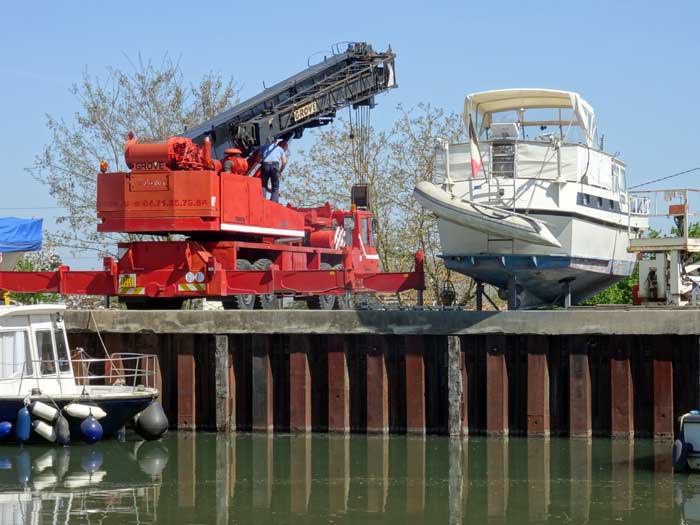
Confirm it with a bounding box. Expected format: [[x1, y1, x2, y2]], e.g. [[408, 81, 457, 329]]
[[437, 213, 636, 307]]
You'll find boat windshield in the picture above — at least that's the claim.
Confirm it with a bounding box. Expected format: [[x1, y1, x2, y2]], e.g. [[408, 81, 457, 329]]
[[482, 107, 593, 145]]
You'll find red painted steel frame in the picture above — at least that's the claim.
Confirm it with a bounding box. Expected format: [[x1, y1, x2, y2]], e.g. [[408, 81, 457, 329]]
[[0, 246, 424, 298]]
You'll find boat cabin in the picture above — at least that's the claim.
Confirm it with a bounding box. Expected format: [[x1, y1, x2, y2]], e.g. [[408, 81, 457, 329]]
[[438, 88, 629, 208], [0, 305, 78, 396], [0, 304, 156, 398]]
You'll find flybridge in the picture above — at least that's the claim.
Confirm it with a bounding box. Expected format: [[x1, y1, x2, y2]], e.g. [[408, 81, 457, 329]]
[[183, 42, 397, 158]]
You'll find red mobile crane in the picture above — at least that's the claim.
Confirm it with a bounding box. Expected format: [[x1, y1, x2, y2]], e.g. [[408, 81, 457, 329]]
[[0, 43, 424, 309]]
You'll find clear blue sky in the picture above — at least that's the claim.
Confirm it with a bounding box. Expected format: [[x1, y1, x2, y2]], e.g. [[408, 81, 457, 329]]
[[1, 0, 698, 267]]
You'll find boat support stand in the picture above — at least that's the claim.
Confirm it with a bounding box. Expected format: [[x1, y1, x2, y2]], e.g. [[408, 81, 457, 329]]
[[475, 281, 501, 311]]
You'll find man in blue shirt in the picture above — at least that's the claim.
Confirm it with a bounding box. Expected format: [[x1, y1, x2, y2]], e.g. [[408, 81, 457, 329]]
[[259, 140, 287, 203]]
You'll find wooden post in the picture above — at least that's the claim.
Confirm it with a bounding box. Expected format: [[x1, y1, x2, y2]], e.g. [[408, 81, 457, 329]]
[[448, 438, 464, 525], [405, 337, 426, 434], [251, 335, 273, 432], [214, 335, 230, 432], [328, 335, 350, 433], [290, 336, 312, 432], [527, 336, 550, 436], [177, 335, 196, 430], [486, 336, 508, 436], [215, 435, 230, 524], [366, 338, 388, 434], [447, 336, 463, 436]]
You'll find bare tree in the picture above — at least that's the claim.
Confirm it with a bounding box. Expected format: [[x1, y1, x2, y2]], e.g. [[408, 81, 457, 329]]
[[29, 55, 240, 255], [285, 104, 470, 304]]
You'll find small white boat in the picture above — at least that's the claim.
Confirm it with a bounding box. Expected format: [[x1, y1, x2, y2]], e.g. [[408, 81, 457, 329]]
[[414, 180, 561, 248], [416, 88, 649, 307], [0, 304, 168, 443]]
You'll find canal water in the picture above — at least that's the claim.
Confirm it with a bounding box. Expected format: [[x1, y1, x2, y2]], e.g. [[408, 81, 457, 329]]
[[0, 433, 694, 523]]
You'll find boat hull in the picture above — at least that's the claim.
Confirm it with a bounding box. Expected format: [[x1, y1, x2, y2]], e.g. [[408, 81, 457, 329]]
[[0, 394, 156, 444], [444, 253, 633, 307], [438, 211, 636, 307]]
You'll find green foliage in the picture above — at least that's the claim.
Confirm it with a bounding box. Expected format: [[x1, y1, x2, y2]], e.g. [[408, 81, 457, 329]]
[[10, 247, 62, 304], [582, 266, 637, 305]]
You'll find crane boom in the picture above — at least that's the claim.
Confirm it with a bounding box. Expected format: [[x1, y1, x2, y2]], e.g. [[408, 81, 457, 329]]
[[183, 42, 396, 157]]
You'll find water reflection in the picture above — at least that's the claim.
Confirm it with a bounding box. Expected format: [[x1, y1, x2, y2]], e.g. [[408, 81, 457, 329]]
[[1, 433, 700, 523], [0, 440, 166, 523]]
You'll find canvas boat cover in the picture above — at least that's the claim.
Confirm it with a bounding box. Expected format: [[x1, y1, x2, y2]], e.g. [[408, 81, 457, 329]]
[[464, 88, 596, 146], [0, 218, 42, 252]]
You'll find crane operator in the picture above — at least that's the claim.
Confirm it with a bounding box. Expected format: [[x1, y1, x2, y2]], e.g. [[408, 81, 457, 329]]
[[259, 140, 288, 203]]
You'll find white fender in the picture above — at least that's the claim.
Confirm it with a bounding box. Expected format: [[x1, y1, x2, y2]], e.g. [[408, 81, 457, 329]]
[[64, 404, 107, 420], [32, 420, 56, 442], [30, 401, 59, 423]]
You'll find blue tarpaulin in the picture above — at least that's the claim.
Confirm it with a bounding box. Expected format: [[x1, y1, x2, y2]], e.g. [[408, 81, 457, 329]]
[[0, 218, 42, 252]]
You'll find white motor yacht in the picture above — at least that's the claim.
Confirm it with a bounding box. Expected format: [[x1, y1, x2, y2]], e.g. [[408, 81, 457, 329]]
[[414, 88, 648, 308]]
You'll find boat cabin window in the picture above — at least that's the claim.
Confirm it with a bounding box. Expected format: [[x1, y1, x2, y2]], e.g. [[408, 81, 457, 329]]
[[35, 330, 57, 375], [0, 330, 32, 378], [52, 318, 71, 373]]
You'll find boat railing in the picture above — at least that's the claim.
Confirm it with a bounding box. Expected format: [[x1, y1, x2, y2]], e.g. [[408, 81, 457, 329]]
[[628, 188, 700, 246], [76, 352, 160, 390], [0, 353, 159, 395]]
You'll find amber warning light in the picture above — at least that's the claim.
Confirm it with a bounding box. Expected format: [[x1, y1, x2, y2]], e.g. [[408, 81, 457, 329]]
[[99, 161, 108, 173]]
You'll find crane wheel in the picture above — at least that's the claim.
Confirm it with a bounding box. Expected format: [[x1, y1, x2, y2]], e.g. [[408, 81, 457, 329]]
[[223, 259, 256, 310], [306, 263, 336, 310], [252, 258, 282, 309]]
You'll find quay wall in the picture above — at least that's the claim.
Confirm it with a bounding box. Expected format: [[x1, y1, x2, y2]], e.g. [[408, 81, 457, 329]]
[[65, 309, 700, 438]]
